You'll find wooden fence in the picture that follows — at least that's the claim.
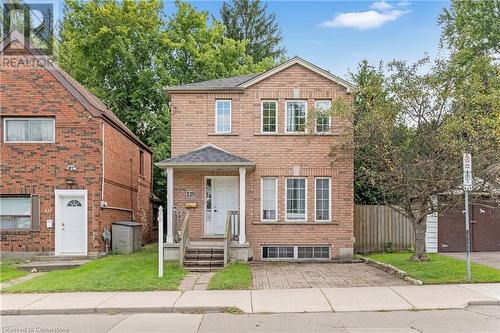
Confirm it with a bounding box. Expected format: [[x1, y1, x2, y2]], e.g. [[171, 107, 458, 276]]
[[354, 205, 415, 253]]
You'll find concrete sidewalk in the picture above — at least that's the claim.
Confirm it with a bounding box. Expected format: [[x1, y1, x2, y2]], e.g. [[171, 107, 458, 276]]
[[1, 284, 499, 316]]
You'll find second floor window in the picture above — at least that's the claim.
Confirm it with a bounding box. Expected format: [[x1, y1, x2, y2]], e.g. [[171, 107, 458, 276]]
[[286, 101, 306, 133], [215, 100, 231, 133], [314, 100, 331, 133], [139, 150, 145, 176], [4, 118, 55, 143], [261, 101, 277, 133]]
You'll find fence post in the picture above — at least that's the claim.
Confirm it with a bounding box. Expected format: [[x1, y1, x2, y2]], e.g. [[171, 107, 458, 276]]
[[158, 206, 164, 278]]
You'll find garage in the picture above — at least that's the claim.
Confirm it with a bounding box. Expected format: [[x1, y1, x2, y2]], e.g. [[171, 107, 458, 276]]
[[438, 205, 500, 252]]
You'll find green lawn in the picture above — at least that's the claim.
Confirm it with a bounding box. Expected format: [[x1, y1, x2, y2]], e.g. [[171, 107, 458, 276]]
[[0, 262, 28, 283], [4, 245, 186, 293], [208, 263, 252, 290], [365, 252, 500, 284]]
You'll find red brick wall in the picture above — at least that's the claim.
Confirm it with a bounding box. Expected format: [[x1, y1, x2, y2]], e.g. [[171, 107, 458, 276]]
[[170, 63, 354, 259], [0, 51, 153, 254]]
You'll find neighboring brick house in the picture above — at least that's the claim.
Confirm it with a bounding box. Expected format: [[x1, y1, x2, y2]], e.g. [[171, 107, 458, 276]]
[[158, 57, 354, 265], [0, 31, 154, 257]]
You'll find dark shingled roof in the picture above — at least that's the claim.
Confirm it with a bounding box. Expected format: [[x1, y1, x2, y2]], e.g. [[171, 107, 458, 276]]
[[165, 73, 260, 91], [156, 145, 254, 167]]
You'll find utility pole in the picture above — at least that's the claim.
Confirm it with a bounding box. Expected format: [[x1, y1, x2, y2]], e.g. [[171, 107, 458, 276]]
[[463, 153, 472, 282]]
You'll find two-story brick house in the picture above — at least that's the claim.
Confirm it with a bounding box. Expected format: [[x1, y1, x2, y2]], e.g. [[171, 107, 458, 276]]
[[0, 31, 154, 257], [158, 57, 354, 267]]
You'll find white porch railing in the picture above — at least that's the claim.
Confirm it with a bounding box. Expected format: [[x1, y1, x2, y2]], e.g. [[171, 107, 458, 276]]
[[224, 210, 239, 265]]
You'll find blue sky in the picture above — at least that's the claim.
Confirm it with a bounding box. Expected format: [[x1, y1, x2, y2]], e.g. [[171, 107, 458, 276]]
[[164, 0, 450, 79]]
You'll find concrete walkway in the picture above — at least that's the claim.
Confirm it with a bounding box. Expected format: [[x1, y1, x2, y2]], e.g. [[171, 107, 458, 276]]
[[0, 272, 46, 290], [179, 272, 215, 291], [441, 252, 500, 270], [1, 284, 498, 315]]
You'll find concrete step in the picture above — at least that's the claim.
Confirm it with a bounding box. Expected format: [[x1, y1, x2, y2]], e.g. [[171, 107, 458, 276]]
[[188, 241, 224, 249], [185, 253, 224, 260], [32, 255, 98, 262], [185, 266, 223, 273], [17, 260, 90, 272], [184, 260, 224, 267]]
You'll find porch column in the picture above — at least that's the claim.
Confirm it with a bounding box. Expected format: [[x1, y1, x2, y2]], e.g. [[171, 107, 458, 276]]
[[239, 167, 246, 244], [166, 167, 174, 244]]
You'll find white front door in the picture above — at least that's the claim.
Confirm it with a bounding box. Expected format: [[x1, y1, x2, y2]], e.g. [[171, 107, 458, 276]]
[[55, 190, 87, 255], [205, 177, 238, 235]]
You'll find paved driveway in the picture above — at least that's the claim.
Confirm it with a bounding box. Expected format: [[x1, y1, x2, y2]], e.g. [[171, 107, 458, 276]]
[[441, 252, 500, 270], [252, 262, 410, 289]]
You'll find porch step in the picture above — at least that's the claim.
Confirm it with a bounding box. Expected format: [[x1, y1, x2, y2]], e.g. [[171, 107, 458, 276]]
[[17, 260, 90, 272], [185, 253, 224, 260], [185, 266, 223, 272], [32, 255, 98, 262], [184, 260, 224, 266]]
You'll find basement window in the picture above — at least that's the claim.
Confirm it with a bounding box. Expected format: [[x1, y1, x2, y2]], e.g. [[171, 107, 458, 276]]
[[262, 245, 331, 260]]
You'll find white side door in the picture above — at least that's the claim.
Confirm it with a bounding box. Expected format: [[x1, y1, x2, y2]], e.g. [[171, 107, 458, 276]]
[[55, 190, 87, 255], [211, 177, 238, 235]]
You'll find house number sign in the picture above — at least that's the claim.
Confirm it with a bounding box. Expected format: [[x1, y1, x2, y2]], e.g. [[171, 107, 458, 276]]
[[186, 191, 197, 199]]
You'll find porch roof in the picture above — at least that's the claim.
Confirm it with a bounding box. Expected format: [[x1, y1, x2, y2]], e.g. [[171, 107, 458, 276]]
[[155, 144, 255, 169]]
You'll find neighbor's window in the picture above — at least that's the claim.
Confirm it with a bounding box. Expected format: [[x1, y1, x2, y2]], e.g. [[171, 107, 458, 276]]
[[315, 177, 331, 221], [261, 177, 277, 221], [261, 101, 277, 133], [215, 100, 231, 133], [314, 100, 331, 133], [4, 118, 54, 143], [285, 101, 307, 133], [0, 197, 32, 229], [286, 178, 307, 221], [139, 150, 145, 176]]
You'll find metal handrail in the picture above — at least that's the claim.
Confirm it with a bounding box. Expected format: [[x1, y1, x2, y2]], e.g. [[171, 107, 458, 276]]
[[178, 212, 190, 266]]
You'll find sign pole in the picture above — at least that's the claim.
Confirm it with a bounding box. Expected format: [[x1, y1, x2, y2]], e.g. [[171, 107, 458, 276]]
[[463, 153, 472, 282]]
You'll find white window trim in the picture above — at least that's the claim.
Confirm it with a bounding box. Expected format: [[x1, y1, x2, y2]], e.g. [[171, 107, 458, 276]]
[[261, 245, 331, 261], [314, 100, 332, 134], [261, 100, 278, 134], [285, 177, 307, 222], [285, 100, 308, 133], [3, 117, 55, 143], [215, 100, 232, 134], [314, 177, 332, 222], [261, 177, 278, 222]]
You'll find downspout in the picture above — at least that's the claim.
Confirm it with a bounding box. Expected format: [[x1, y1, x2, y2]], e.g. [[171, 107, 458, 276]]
[[101, 121, 135, 220]]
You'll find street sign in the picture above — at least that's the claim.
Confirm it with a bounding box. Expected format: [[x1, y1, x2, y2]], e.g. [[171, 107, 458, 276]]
[[463, 153, 472, 282], [463, 153, 472, 190]]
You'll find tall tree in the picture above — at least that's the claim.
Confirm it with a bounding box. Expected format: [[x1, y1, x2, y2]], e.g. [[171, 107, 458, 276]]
[[350, 60, 385, 205], [164, 0, 274, 86], [60, 0, 171, 198], [221, 0, 285, 62], [330, 58, 498, 262]]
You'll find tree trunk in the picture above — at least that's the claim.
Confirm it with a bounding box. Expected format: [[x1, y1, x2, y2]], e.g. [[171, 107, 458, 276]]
[[410, 216, 430, 262]]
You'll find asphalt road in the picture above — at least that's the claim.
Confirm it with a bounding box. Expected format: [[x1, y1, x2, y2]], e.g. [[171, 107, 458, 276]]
[[1, 306, 499, 333]]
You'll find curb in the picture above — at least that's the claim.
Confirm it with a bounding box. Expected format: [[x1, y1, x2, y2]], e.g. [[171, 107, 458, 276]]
[[359, 256, 423, 286], [1, 306, 244, 316]]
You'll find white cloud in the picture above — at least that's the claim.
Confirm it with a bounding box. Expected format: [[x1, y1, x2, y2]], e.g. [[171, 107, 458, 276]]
[[370, 1, 393, 11], [320, 9, 408, 30], [397, 1, 411, 7]]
